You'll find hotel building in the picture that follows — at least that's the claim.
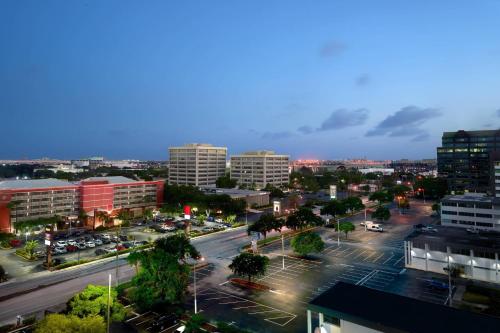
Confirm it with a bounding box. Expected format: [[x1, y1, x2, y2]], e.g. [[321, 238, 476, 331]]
[[0, 176, 164, 232]]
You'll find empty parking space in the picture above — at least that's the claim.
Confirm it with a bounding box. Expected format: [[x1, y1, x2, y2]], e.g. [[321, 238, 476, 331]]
[[196, 289, 297, 327], [322, 244, 405, 268]]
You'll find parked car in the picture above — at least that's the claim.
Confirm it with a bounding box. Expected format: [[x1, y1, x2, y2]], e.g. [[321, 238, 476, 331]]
[[76, 243, 86, 250], [42, 258, 66, 268], [360, 220, 374, 227], [101, 237, 111, 244], [67, 239, 77, 246], [95, 249, 107, 256], [162, 225, 176, 232], [119, 235, 128, 242], [55, 240, 68, 247], [111, 236, 120, 243], [202, 227, 215, 232], [94, 238, 103, 246], [101, 234, 111, 240], [66, 245, 78, 252], [466, 228, 480, 234], [54, 246, 67, 254], [85, 241, 96, 248], [367, 224, 383, 232], [116, 244, 126, 251], [151, 315, 179, 332], [105, 247, 117, 253], [422, 226, 438, 233]]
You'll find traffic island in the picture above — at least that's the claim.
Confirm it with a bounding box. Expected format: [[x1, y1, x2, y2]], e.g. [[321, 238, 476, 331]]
[[230, 278, 270, 291]]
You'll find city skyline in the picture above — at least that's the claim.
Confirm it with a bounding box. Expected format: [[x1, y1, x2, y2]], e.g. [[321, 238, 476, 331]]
[[2, 1, 500, 160]]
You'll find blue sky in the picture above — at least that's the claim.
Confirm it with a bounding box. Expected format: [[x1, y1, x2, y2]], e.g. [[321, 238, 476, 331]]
[[1, 1, 500, 160]]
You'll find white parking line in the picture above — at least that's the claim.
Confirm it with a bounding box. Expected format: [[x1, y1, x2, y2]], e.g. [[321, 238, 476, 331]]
[[394, 255, 405, 266], [382, 253, 395, 265]]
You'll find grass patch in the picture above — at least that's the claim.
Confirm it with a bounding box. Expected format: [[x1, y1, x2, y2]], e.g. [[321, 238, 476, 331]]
[[463, 291, 490, 305], [15, 249, 37, 261]]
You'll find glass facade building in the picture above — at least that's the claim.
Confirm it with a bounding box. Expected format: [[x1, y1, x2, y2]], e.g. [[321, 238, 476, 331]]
[[437, 130, 500, 193]]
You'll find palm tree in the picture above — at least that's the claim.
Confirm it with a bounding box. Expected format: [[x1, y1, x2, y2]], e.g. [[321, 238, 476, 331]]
[[127, 250, 144, 275]]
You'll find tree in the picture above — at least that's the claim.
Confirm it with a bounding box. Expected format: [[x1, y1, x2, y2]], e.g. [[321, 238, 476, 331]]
[[263, 184, 284, 198], [291, 232, 325, 256], [342, 197, 365, 213], [432, 203, 440, 215], [67, 284, 126, 322], [372, 206, 391, 222], [288, 193, 300, 209], [369, 191, 393, 205], [34, 314, 105, 333], [225, 214, 237, 224], [247, 214, 281, 239], [333, 222, 355, 239], [95, 211, 112, 227], [389, 185, 411, 197], [229, 252, 269, 282], [285, 207, 324, 230], [127, 250, 144, 274], [0, 265, 7, 282], [320, 200, 346, 217], [185, 313, 206, 333], [129, 235, 199, 310], [24, 240, 38, 260], [216, 174, 237, 189], [155, 234, 200, 262], [414, 176, 448, 199], [143, 208, 154, 220]]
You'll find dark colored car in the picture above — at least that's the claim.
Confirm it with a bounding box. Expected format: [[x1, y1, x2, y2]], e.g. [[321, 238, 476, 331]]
[[95, 248, 107, 256], [151, 315, 179, 332], [119, 235, 128, 242], [66, 245, 78, 252], [101, 237, 111, 244]]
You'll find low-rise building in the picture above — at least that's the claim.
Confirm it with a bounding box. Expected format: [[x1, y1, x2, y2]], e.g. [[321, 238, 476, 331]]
[[0, 176, 164, 232], [440, 193, 500, 231], [230, 151, 289, 189], [404, 226, 500, 284], [307, 281, 500, 333], [200, 187, 269, 208]]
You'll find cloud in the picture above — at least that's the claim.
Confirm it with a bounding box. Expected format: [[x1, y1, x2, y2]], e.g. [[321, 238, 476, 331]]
[[355, 74, 370, 87], [319, 41, 347, 58], [297, 126, 314, 134], [366, 106, 441, 140], [366, 106, 440, 136], [319, 109, 369, 131], [260, 131, 294, 140]]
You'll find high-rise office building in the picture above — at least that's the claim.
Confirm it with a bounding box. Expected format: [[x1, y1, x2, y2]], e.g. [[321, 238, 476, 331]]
[[168, 143, 227, 186], [230, 151, 289, 189], [437, 130, 500, 193]]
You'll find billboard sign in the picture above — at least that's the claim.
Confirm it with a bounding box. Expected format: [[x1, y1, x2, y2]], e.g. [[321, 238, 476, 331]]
[[183, 205, 191, 219], [329, 185, 337, 199]]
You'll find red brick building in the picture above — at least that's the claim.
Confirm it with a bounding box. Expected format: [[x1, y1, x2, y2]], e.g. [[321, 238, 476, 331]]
[[0, 176, 164, 233]]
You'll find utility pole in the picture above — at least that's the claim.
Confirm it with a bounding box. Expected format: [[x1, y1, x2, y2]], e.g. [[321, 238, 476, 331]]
[[447, 248, 453, 307], [107, 274, 111, 333], [337, 219, 340, 246]]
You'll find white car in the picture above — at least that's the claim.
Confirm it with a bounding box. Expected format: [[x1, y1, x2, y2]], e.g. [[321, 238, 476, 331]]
[[94, 239, 103, 246], [101, 234, 111, 240], [422, 226, 438, 233], [67, 239, 76, 246], [56, 240, 68, 247], [85, 241, 96, 248], [105, 247, 117, 253], [360, 221, 374, 227], [162, 225, 176, 232], [466, 228, 480, 234], [367, 224, 384, 232], [54, 246, 67, 254]]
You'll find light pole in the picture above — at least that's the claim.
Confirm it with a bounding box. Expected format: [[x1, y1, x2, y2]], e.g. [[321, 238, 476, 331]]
[[421, 188, 426, 204], [397, 196, 402, 215], [337, 219, 340, 246], [281, 234, 285, 270], [194, 256, 204, 314], [107, 274, 111, 333], [447, 254, 452, 307]]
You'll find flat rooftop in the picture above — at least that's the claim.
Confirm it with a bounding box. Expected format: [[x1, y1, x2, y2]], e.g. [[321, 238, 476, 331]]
[[81, 176, 141, 184], [0, 178, 75, 190], [405, 226, 500, 253], [442, 193, 500, 203], [200, 187, 268, 197], [308, 281, 500, 333]]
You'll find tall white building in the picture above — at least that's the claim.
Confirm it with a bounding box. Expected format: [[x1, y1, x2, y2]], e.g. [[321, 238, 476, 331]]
[[168, 144, 227, 186], [230, 151, 289, 189]]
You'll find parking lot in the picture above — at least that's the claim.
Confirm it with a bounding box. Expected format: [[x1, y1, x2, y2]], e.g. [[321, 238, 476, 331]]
[[321, 244, 405, 268]]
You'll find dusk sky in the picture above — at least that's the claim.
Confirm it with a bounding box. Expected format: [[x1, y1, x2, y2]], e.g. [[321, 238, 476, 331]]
[[1, 1, 500, 161]]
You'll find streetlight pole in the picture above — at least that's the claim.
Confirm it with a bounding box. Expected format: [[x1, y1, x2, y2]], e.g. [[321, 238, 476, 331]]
[[281, 234, 285, 270], [193, 257, 204, 314], [447, 254, 452, 307], [337, 219, 340, 246], [422, 188, 426, 204], [107, 274, 111, 333]]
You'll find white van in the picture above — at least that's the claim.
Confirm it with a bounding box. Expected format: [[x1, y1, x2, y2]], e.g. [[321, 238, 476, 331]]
[[360, 220, 374, 227]]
